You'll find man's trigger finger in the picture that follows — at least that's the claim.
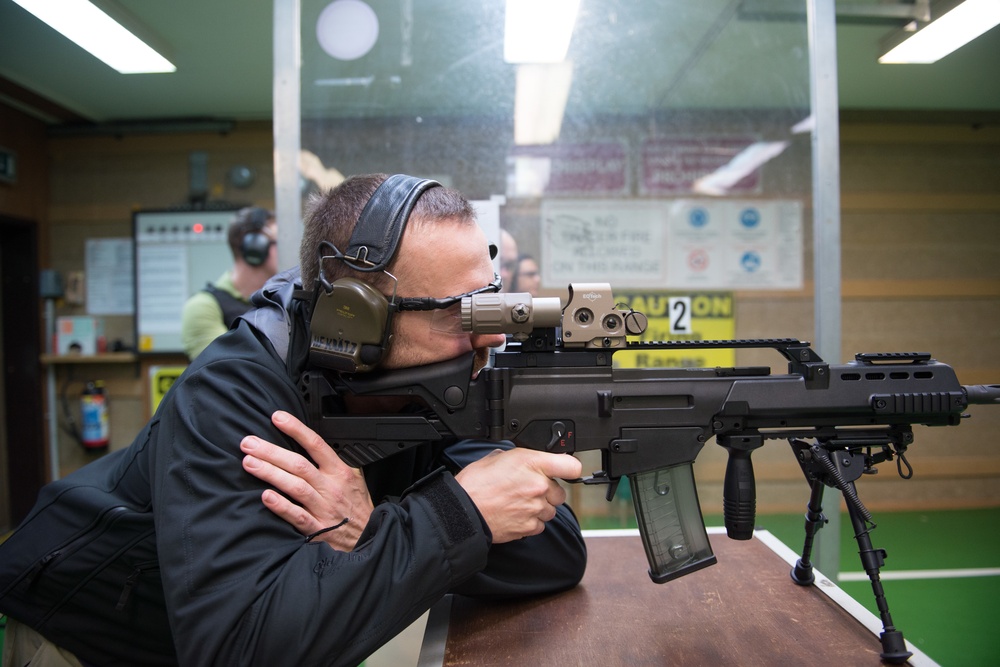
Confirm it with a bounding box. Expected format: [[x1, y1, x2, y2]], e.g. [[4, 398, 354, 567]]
[[537, 454, 582, 481]]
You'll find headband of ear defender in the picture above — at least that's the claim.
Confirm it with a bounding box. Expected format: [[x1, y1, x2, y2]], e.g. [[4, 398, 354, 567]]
[[239, 207, 274, 267], [308, 175, 441, 373]]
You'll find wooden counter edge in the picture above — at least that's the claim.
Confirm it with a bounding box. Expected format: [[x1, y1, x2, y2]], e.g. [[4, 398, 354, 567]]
[[416, 528, 940, 667]]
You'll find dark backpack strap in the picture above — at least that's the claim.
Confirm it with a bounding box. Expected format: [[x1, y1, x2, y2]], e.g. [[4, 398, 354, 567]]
[[204, 283, 252, 328]]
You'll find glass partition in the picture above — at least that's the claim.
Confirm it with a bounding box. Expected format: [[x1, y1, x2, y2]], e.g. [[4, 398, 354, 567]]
[[293, 0, 813, 292], [285, 0, 825, 535]]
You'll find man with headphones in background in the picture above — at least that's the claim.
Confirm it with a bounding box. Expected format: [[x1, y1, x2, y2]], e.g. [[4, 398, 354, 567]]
[[180, 206, 279, 359], [0, 174, 587, 667]]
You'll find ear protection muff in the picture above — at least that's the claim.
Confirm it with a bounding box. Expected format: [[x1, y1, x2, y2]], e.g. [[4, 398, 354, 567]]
[[308, 276, 393, 372], [239, 207, 274, 267], [308, 175, 441, 373]]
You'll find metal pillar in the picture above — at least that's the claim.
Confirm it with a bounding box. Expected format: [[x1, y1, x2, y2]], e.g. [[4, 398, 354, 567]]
[[806, 0, 843, 580], [273, 0, 303, 271]]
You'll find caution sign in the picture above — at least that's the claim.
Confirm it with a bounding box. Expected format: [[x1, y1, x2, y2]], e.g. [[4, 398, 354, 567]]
[[149, 365, 188, 414], [612, 291, 735, 369]]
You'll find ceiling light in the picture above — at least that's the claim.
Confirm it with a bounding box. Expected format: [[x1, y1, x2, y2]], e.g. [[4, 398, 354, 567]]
[[11, 0, 175, 73], [692, 141, 789, 196], [514, 62, 573, 145], [790, 115, 814, 134], [314, 76, 376, 87], [879, 0, 1000, 64], [504, 0, 580, 63]]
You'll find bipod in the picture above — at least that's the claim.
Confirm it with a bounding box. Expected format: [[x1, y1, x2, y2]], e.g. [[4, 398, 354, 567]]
[[789, 476, 826, 586], [789, 440, 913, 664], [844, 481, 912, 664]]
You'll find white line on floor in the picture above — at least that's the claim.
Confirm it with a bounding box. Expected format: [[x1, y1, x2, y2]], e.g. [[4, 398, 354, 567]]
[[839, 567, 1000, 582]]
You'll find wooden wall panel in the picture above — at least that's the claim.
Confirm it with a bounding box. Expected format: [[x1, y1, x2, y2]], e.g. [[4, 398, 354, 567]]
[[832, 121, 1000, 511], [41, 116, 1000, 513], [45, 122, 274, 474], [582, 118, 1000, 516]]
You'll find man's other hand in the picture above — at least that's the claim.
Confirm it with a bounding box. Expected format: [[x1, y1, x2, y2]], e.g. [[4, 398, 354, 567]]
[[241, 411, 374, 551]]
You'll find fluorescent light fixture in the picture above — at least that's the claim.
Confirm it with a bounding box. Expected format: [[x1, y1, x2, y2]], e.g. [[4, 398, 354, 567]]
[[507, 155, 552, 198], [504, 0, 580, 63], [514, 62, 573, 146], [790, 115, 814, 135], [692, 141, 789, 196], [314, 76, 376, 87], [879, 0, 1000, 64], [12, 0, 175, 73]]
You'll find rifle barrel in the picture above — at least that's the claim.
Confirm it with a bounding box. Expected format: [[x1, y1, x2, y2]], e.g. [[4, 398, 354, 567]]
[[965, 385, 1000, 405]]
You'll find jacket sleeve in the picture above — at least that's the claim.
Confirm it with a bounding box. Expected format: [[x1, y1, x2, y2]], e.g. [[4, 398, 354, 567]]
[[440, 439, 588, 599], [150, 332, 493, 667]]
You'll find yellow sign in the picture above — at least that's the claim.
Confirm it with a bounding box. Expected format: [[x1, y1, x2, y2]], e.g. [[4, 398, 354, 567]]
[[149, 365, 188, 414], [612, 291, 735, 369]]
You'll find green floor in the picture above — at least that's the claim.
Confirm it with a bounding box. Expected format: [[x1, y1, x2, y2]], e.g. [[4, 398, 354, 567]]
[[755, 508, 1000, 667], [3, 509, 997, 666], [584, 507, 1000, 667]]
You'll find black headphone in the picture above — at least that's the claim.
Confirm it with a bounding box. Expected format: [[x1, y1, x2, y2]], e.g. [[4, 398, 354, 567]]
[[307, 175, 441, 373], [237, 207, 274, 267]]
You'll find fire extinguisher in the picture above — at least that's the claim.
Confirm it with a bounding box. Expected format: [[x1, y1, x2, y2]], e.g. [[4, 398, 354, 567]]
[[80, 380, 110, 450]]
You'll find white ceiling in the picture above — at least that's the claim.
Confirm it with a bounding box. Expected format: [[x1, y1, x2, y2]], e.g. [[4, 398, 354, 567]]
[[0, 0, 998, 126]]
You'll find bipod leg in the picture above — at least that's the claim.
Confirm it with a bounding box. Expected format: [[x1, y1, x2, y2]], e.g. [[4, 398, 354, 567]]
[[791, 478, 826, 585], [844, 481, 912, 664]]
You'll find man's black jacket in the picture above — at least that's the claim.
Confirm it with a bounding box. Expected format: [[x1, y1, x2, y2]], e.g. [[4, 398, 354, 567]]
[[0, 268, 587, 667]]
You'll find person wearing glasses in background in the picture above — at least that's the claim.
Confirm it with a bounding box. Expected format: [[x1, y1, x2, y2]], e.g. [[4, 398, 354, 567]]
[[180, 206, 279, 359], [512, 253, 542, 296], [0, 174, 586, 667]]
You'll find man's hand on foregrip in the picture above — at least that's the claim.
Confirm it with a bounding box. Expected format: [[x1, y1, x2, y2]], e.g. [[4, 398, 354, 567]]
[[455, 448, 583, 544]]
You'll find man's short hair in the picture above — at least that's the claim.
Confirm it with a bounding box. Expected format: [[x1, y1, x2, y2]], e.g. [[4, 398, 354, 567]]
[[299, 174, 476, 290]]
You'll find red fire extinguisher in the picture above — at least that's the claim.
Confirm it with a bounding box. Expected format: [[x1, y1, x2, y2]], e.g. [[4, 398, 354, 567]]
[[80, 380, 110, 450]]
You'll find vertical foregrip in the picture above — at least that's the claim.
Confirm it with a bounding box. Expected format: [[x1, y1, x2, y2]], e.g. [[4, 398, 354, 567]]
[[721, 445, 757, 540]]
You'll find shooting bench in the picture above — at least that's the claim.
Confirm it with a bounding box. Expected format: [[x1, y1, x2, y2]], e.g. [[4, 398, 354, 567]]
[[417, 528, 937, 666]]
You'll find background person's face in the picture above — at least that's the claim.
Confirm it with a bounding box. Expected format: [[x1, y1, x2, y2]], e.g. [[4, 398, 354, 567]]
[[262, 222, 279, 274], [516, 257, 541, 296]]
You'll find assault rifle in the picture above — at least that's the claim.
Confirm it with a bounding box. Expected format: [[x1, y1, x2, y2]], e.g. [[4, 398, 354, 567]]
[[300, 283, 999, 664]]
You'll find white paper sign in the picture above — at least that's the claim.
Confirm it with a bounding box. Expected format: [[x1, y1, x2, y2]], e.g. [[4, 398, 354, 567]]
[[85, 238, 134, 315], [136, 245, 189, 334], [666, 199, 802, 290], [541, 200, 667, 287], [539, 198, 802, 291]]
